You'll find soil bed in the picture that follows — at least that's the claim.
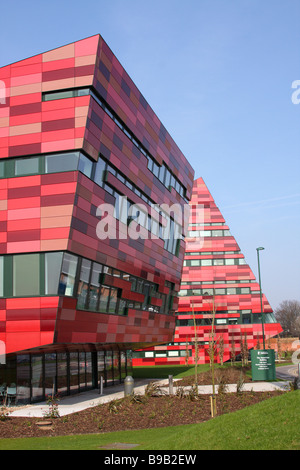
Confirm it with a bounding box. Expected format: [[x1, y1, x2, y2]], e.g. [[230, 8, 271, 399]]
[[0, 390, 284, 439], [0, 366, 285, 440]]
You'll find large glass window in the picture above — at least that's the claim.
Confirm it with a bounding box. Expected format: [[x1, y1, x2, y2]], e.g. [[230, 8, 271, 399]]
[[43, 90, 74, 101], [227, 288, 236, 295], [106, 351, 114, 386], [58, 253, 78, 296], [31, 355, 44, 403], [45, 152, 79, 174], [79, 352, 86, 390], [57, 353, 68, 396], [78, 153, 93, 178], [13, 254, 40, 297], [86, 352, 93, 389], [108, 287, 118, 314], [88, 263, 102, 311], [16, 355, 30, 404], [44, 353, 57, 397], [45, 252, 63, 295], [98, 286, 110, 312], [94, 157, 106, 186], [70, 352, 79, 394], [77, 259, 91, 309], [120, 352, 126, 380], [97, 351, 105, 386], [15, 157, 39, 176]]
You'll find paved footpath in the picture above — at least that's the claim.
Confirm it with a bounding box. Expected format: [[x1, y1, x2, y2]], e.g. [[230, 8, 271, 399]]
[[9, 378, 290, 419], [276, 365, 298, 381]]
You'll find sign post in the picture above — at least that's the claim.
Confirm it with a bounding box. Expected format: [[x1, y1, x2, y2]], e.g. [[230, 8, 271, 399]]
[[251, 349, 276, 381]]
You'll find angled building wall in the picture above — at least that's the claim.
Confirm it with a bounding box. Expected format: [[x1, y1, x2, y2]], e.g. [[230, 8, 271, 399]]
[[0, 35, 194, 402]]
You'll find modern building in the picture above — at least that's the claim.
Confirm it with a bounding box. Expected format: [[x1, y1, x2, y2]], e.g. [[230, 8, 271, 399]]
[[0, 35, 194, 403], [133, 178, 283, 366]]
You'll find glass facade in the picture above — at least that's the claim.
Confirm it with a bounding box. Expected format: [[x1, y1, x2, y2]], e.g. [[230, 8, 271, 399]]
[[0, 348, 131, 405]]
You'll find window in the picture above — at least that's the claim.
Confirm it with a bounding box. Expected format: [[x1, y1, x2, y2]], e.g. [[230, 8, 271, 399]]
[[216, 288, 226, 295], [152, 162, 159, 177], [13, 254, 40, 297], [202, 260, 212, 266], [108, 287, 118, 314], [212, 230, 223, 237], [145, 352, 154, 358], [45, 252, 63, 295], [202, 289, 214, 296], [94, 157, 106, 186], [45, 152, 79, 173], [227, 288, 236, 295], [99, 286, 110, 312], [43, 90, 74, 101], [213, 259, 224, 266], [15, 157, 39, 176], [240, 287, 250, 294], [191, 260, 200, 267], [165, 170, 171, 188], [88, 263, 102, 311], [225, 259, 235, 265], [58, 253, 78, 296], [158, 165, 166, 184], [78, 153, 93, 178], [77, 259, 91, 309], [42, 88, 89, 101]]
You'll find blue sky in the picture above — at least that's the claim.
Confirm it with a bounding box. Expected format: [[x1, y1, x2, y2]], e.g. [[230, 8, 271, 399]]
[[1, 0, 299, 310]]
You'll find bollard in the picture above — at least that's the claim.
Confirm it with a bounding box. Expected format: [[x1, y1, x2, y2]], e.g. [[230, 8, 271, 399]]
[[99, 376, 104, 395], [124, 376, 134, 397], [168, 375, 174, 395]]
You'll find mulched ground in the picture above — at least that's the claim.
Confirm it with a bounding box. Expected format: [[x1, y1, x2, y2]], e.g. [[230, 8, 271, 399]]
[[0, 367, 285, 439]]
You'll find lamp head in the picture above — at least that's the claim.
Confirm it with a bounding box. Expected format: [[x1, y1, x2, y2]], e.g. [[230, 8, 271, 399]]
[[256, 247, 265, 251]]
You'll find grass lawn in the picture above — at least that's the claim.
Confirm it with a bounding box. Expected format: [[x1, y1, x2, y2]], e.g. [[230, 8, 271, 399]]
[[0, 390, 299, 450], [132, 364, 211, 379]]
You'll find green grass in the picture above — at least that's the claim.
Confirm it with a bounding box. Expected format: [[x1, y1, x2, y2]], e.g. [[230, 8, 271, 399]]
[[1, 390, 299, 450], [132, 364, 211, 379]]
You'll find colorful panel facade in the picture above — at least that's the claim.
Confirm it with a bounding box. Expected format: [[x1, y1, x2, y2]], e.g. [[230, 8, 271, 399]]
[[133, 177, 283, 365], [0, 35, 194, 402]]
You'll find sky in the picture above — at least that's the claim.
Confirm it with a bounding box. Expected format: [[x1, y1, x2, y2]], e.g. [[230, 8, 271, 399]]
[[0, 0, 299, 310]]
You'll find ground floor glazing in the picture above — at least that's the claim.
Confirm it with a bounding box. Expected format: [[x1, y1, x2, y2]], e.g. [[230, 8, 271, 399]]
[[0, 346, 132, 405]]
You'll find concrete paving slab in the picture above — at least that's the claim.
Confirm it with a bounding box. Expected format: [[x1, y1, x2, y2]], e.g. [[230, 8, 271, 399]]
[[8, 379, 290, 418]]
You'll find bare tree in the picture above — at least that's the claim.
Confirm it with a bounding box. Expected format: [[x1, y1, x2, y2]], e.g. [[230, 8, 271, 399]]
[[241, 332, 249, 367], [230, 338, 236, 365], [185, 338, 189, 366], [191, 297, 199, 387], [219, 334, 224, 366], [275, 300, 300, 337]]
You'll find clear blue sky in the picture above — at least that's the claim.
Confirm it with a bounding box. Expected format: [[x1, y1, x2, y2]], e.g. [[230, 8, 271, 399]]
[[1, 0, 299, 310]]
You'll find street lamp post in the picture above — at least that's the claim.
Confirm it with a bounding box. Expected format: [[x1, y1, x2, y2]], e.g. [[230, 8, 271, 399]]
[[256, 247, 266, 350], [251, 247, 276, 381]]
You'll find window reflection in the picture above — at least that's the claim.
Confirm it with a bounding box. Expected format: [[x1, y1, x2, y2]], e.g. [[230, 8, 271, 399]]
[[59, 254, 78, 296], [77, 259, 91, 309]]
